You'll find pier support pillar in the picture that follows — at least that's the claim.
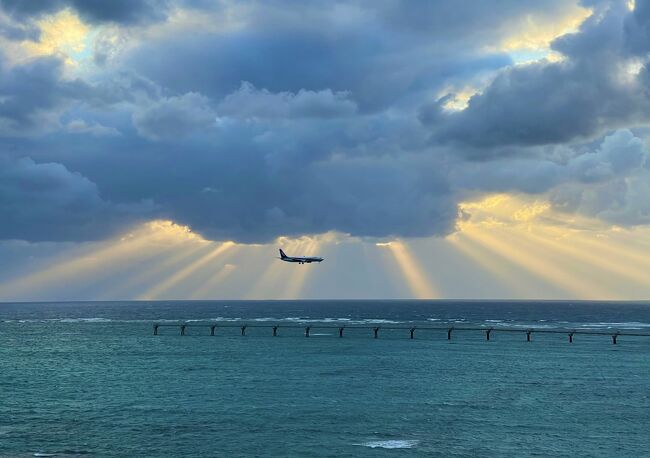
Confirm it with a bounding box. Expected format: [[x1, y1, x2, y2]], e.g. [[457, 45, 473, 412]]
[[339, 327, 344, 338], [486, 329, 492, 341], [410, 327, 416, 339], [241, 326, 247, 336], [180, 325, 186, 336], [210, 325, 216, 336], [305, 326, 311, 337], [569, 332, 574, 343], [373, 327, 380, 339], [272, 326, 278, 337], [153, 324, 159, 336], [447, 328, 453, 340], [612, 333, 618, 345], [526, 330, 532, 342]]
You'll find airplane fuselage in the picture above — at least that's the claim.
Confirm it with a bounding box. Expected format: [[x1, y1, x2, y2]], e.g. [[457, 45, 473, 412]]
[[278, 249, 323, 264]]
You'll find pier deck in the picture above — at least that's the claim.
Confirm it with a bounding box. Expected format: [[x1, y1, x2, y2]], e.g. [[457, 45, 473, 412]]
[[152, 322, 650, 344]]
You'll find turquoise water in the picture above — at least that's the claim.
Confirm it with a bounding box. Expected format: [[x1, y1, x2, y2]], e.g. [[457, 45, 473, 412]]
[[1, 301, 650, 457]]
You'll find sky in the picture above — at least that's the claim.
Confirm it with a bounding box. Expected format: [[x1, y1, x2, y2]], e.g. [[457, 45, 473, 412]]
[[2, 0, 650, 301]]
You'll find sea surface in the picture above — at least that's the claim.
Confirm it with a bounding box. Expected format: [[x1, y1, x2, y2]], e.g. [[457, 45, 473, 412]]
[[1, 300, 649, 457]]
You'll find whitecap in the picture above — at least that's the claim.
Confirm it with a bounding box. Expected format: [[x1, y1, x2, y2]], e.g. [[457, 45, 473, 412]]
[[360, 319, 400, 324], [357, 440, 419, 449], [59, 318, 112, 323]]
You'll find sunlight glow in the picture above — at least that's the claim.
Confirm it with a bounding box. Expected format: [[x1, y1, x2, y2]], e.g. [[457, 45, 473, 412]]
[[24, 9, 91, 64], [496, 5, 591, 64]]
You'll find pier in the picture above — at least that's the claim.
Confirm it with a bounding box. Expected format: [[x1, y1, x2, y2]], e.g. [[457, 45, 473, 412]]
[[152, 322, 650, 344]]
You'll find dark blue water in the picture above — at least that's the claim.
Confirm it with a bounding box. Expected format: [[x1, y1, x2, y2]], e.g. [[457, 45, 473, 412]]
[[1, 300, 649, 456]]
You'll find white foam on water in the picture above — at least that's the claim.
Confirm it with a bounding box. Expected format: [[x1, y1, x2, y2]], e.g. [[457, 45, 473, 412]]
[[59, 318, 112, 323], [357, 440, 419, 449], [33, 453, 57, 457], [359, 319, 400, 324], [579, 322, 650, 329]]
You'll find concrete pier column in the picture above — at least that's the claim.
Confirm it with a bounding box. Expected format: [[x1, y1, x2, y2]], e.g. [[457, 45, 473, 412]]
[[305, 326, 311, 337], [210, 325, 216, 336], [447, 328, 453, 340], [272, 326, 278, 337], [241, 326, 247, 336], [410, 327, 416, 339], [180, 325, 186, 336], [153, 324, 159, 336], [339, 327, 344, 338], [569, 332, 574, 343], [526, 330, 532, 342], [486, 328, 492, 341]]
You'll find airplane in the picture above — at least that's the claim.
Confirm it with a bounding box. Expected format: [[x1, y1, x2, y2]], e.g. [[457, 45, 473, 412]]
[[278, 248, 324, 264]]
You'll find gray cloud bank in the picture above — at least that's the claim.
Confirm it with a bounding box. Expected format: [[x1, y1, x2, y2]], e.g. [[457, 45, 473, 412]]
[[1, 0, 650, 243]]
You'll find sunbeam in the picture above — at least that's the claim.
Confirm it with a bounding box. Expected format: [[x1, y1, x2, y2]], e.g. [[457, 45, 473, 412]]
[[460, 225, 608, 299], [447, 233, 535, 297], [191, 263, 238, 299], [0, 220, 209, 300], [137, 241, 236, 300], [376, 241, 438, 299], [99, 242, 212, 300], [520, 228, 650, 288], [283, 238, 321, 299]]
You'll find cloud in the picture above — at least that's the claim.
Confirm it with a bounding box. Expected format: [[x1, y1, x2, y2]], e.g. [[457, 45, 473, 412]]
[[2, 0, 650, 245], [126, 17, 512, 113], [156, 152, 457, 243], [132, 92, 216, 140], [453, 129, 649, 193], [217, 82, 357, 120], [0, 0, 170, 25], [0, 156, 153, 241], [0, 54, 85, 134], [428, 2, 647, 149], [0, 13, 39, 40], [65, 119, 121, 137]]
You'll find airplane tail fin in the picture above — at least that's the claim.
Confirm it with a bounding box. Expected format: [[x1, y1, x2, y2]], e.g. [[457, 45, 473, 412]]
[[279, 249, 287, 259]]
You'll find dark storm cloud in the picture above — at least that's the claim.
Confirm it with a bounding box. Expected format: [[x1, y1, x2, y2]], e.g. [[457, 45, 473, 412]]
[[3, 0, 649, 243], [0, 0, 169, 25], [126, 16, 512, 112], [155, 151, 457, 243], [623, 0, 650, 54], [132, 92, 216, 140], [0, 54, 93, 134], [0, 156, 153, 241]]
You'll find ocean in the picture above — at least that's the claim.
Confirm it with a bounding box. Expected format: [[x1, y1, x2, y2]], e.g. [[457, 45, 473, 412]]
[[1, 300, 649, 457]]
